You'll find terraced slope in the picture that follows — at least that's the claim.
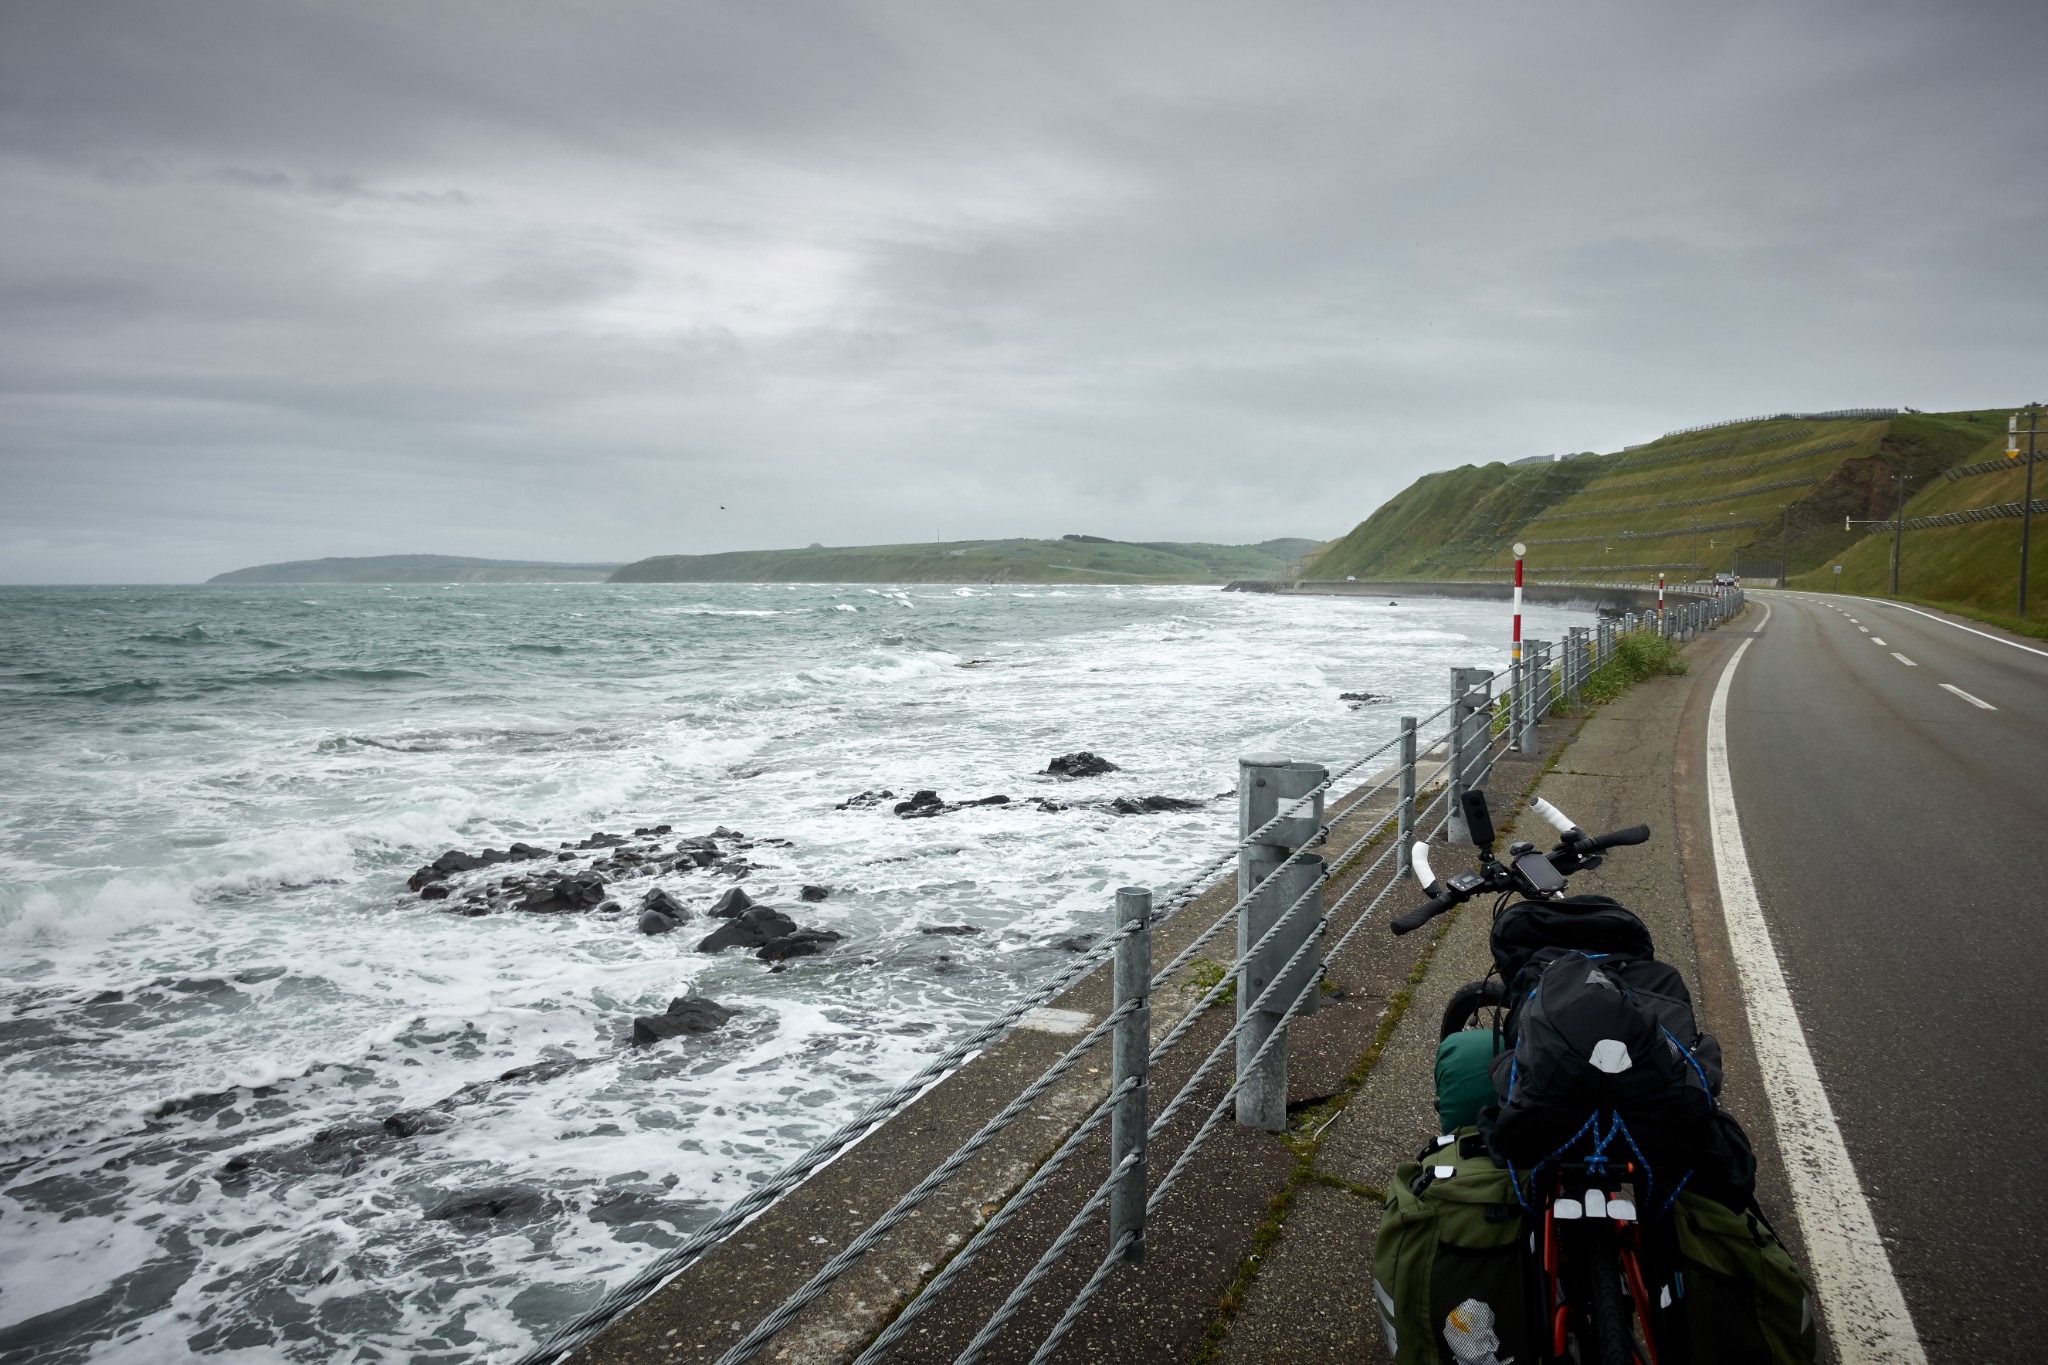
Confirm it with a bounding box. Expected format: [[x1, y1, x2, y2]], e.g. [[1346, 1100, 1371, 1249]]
[[1308, 410, 2016, 591], [1791, 414, 2048, 626]]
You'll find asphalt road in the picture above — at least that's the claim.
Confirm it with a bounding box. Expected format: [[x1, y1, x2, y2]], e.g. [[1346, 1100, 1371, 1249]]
[[1722, 592, 2048, 1360]]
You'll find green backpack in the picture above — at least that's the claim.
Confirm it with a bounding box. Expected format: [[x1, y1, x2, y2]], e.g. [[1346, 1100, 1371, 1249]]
[[1653, 1192, 1819, 1364], [1373, 1128, 1537, 1364]]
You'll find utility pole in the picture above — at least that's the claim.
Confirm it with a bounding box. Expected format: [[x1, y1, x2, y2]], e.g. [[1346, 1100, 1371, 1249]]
[[2017, 404, 2041, 616], [1779, 503, 1792, 585], [1889, 474, 1911, 598]]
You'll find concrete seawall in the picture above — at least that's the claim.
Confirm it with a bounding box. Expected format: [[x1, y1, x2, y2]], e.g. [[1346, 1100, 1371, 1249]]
[[1224, 578, 1703, 615]]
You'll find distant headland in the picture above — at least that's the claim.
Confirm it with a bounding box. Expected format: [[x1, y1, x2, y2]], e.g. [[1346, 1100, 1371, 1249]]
[[207, 538, 1321, 586], [207, 555, 621, 584], [607, 536, 1320, 584]]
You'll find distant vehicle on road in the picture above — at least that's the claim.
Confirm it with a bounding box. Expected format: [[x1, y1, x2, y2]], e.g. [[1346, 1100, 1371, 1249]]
[[1714, 572, 1740, 587]]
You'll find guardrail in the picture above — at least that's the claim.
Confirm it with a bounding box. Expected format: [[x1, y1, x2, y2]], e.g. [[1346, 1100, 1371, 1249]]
[[520, 589, 1748, 1365]]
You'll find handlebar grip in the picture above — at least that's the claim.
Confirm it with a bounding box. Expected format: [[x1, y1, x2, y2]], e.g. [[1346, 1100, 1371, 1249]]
[[1589, 824, 1651, 850], [1410, 841, 1436, 891], [1392, 891, 1458, 936], [1528, 796, 1578, 836]]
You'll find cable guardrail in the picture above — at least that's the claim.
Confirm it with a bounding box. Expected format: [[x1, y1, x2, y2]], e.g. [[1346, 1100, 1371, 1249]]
[[534, 589, 1746, 1365]]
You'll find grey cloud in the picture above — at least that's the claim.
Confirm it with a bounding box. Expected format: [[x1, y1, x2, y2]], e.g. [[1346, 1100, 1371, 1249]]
[[1, 0, 2045, 580]]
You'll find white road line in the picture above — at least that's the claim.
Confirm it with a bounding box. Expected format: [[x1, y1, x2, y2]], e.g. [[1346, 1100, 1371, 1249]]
[[1871, 638, 1886, 646], [1707, 607, 1926, 1364], [1858, 626, 1869, 633], [1939, 682, 1996, 710], [1873, 600, 2048, 660], [1891, 653, 1916, 667]]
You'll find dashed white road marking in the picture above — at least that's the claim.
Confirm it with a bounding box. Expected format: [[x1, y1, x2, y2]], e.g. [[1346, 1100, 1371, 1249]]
[[1871, 638, 1886, 646], [1939, 682, 1996, 710], [1874, 601, 2048, 660], [1708, 604, 1927, 1364], [1858, 626, 1869, 633], [1891, 653, 1916, 666]]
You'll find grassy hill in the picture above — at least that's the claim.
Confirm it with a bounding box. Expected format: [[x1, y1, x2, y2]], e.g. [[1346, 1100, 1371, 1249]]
[[209, 555, 620, 584], [1788, 412, 2048, 630], [609, 537, 1319, 584], [1308, 409, 2042, 617]]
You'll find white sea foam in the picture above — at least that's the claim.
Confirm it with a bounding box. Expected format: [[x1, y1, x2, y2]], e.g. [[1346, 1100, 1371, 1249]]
[[0, 582, 1590, 1363]]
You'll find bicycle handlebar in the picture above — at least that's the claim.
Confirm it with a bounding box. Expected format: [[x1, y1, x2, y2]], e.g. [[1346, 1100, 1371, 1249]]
[[1392, 889, 1459, 936], [1587, 824, 1650, 851]]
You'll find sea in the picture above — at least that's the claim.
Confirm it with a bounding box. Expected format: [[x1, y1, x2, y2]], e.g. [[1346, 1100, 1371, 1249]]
[[0, 582, 1590, 1363]]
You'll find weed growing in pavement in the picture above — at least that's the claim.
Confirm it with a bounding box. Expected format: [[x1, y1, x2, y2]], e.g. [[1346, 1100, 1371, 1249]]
[[1580, 632, 1686, 705], [1181, 957, 1236, 1007]]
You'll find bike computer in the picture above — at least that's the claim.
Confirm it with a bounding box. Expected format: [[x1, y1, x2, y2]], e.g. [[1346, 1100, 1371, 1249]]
[[1513, 852, 1567, 893]]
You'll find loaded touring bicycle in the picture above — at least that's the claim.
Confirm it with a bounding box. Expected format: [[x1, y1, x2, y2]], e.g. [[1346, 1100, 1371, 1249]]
[[1371, 789, 1817, 1365]]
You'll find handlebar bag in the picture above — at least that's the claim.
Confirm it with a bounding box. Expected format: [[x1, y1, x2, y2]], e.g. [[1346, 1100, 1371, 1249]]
[[1373, 1128, 1539, 1365], [1489, 895, 1653, 986]]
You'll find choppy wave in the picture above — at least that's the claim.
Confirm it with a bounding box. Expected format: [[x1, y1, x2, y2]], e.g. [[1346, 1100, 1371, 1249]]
[[0, 581, 1591, 1363]]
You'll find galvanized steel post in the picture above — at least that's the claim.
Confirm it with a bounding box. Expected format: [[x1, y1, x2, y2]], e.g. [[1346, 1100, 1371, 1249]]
[[1446, 668, 1490, 844], [1566, 626, 1587, 710], [1235, 758, 1325, 1131], [1109, 885, 1151, 1262], [1396, 715, 1417, 878]]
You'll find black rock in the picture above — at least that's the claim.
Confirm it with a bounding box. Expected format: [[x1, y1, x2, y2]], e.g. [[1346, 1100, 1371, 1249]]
[[920, 924, 980, 936], [497, 1057, 601, 1086], [1045, 752, 1119, 778], [383, 1108, 457, 1139], [424, 1186, 552, 1225], [508, 842, 546, 860], [407, 864, 438, 891], [639, 910, 680, 935], [433, 849, 485, 875], [757, 929, 843, 962], [520, 871, 608, 912], [708, 887, 754, 918], [1337, 691, 1391, 704], [696, 905, 798, 953], [1108, 795, 1204, 815], [642, 887, 689, 919], [419, 882, 453, 900], [970, 794, 1010, 806], [222, 1120, 390, 1182], [633, 994, 735, 1044], [799, 885, 831, 902], [556, 850, 577, 862], [893, 790, 945, 817], [597, 900, 622, 914], [633, 824, 673, 836], [836, 790, 897, 809], [1053, 933, 1097, 953]]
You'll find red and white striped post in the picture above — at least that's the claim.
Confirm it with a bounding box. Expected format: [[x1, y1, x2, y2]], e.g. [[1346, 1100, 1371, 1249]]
[[1510, 543, 1527, 753], [1657, 571, 1666, 628], [1511, 542, 1526, 663]]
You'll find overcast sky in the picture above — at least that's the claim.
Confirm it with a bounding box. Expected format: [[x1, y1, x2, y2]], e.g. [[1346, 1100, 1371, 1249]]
[[3, 0, 2044, 581]]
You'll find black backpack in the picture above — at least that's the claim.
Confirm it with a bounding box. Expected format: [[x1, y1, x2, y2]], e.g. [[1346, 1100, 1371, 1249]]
[[1481, 950, 1731, 1207]]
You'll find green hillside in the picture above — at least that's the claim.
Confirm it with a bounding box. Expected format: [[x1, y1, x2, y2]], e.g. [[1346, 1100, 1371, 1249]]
[[1790, 412, 2048, 628], [209, 554, 620, 583], [609, 537, 1320, 584], [1309, 408, 2035, 610]]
